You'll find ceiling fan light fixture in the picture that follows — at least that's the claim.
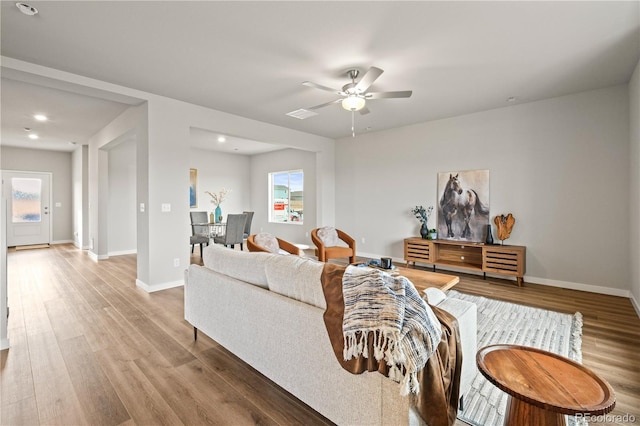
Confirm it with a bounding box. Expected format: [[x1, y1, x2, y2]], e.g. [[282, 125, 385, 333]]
[[341, 95, 366, 111]]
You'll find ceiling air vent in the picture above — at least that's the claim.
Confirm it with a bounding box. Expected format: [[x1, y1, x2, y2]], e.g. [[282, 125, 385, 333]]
[[286, 109, 318, 120]]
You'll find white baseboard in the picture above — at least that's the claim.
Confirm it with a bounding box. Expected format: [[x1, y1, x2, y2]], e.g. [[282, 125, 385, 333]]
[[136, 279, 183, 293], [108, 249, 137, 257], [359, 251, 633, 299], [52, 239, 74, 245], [0, 338, 9, 350], [525, 275, 630, 298], [87, 251, 108, 262], [631, 293, 640, 318]]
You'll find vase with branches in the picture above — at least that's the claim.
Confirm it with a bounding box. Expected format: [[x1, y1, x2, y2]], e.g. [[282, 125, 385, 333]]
[[411, 205, 434, 239], [205, 188, 231, 223]]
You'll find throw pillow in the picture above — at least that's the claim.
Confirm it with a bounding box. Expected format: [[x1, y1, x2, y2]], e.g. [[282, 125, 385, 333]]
[[254, 232, 280, 254], [317, 226, 339, 247]]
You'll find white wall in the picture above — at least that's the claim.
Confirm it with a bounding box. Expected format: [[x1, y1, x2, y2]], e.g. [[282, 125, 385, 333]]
[[189, 146, 251, 220], [336, 85, 630, 295], [1, 198, 8, 350], [108, 139, 137, 255], [629, 59, 640, 312], [0, 146, 73, 243], [72, 145, 89, 248], [251, 148, 317, 244]]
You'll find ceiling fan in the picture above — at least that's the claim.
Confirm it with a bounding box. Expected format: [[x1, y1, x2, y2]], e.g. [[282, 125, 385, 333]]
[[302, 67, 412, 137]]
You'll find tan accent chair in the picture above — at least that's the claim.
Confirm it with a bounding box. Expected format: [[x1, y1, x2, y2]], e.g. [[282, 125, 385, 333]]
[[311, 227, 356, 263], [247, 233, 302, 255]]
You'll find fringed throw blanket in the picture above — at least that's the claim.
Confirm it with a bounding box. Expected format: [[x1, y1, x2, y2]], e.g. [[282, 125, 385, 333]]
[[321, 263, 462, 426], [341, 265, 442, 395]]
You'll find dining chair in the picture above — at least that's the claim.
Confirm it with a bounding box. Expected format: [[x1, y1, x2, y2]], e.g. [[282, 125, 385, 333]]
[[190, 211, 210, 255], [242, 211, 254, 240], [213, 213, 247, 250]]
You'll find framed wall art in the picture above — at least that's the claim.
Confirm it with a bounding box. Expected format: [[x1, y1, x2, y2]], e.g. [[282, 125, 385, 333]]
[[189, 168, 198, 208], [437, 169, 490, 242]]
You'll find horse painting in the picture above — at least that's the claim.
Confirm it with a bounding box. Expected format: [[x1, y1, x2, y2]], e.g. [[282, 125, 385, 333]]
[[439, 173, 489, 239]]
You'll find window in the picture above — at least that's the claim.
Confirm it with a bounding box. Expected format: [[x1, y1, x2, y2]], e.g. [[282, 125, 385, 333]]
[[11, 177, 42, 223], [269, 170, 303, 224]]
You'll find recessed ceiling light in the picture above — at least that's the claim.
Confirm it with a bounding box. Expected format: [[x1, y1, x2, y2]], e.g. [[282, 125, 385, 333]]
[[34, 114, 48, 121], [217, 136, 226, 143], [16, 2, 38, 16], [28, 134, 39, 140]]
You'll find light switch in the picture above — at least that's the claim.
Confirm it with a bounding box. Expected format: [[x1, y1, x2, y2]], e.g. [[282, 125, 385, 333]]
[[140, 203, 145, 213], [161, 203, 171, 212], [55, 202, 62, 207]]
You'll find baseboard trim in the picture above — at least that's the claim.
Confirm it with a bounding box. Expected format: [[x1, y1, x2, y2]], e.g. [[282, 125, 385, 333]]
[[136, 279, 183, 293], [524, 275, 630, 298], [87, 251, 108, 262], [108, 249, 137, 257], [52, 240, 74, 245], [630, 293, 640, 318], [359, 251, 632, 299]]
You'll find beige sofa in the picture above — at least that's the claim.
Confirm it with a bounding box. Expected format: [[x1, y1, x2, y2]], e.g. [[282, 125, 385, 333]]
[[185, 244, 477, 425]]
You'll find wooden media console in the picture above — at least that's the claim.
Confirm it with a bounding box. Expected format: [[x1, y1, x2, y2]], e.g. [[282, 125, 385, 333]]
[[404, 237, 526, 286]]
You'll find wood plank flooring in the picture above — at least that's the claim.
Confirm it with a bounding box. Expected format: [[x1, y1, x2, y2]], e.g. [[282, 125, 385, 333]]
[[1, 244, 639, 426]]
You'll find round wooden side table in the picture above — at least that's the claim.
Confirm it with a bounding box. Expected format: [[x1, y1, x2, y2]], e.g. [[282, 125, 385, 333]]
[[476, 344, 615, 426]]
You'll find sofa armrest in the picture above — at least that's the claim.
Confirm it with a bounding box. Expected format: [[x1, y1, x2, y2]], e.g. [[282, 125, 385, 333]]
[[435, 296, 478, 399]]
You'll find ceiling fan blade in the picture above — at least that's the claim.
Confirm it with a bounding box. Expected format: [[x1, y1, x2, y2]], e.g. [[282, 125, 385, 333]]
[[359, 106, 370, 115], [303, 81, 344, 95], [355, 67, 383, 93], [365, 90, 413, 99], [306, 99, 342, 110]]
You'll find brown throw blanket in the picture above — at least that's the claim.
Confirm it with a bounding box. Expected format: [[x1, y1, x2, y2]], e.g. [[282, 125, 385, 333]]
[[321, 263, 462, 426]]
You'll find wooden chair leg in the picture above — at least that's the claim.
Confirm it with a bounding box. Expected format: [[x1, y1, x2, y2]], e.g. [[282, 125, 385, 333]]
[[200, 243, 204, 254], [194, 327, 198, 341]]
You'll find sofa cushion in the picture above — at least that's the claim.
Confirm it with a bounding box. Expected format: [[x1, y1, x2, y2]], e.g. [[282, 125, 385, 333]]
[[423, 287, 447, 306], [317, 226, 339, 247], [203, 243, 273, 289], [265, 255, 327, 309], [254, 232, 280, 254]]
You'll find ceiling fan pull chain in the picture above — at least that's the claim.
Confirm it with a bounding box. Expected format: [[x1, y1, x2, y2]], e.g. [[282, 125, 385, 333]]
[[352, 111, 356, 138]]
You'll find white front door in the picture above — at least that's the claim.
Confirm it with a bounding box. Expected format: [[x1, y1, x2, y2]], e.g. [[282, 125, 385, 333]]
[[2, 171, 51, 247]]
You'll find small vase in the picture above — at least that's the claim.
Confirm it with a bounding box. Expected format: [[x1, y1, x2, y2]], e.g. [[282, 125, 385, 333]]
[[209, 212, 214, 223], [485, 224, 494, 245], [214, 205, 222, 223], [420, 223, 429, 239]]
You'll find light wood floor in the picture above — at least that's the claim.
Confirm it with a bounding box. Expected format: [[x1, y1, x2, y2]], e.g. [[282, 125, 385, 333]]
[[1, 244, 639, 426]]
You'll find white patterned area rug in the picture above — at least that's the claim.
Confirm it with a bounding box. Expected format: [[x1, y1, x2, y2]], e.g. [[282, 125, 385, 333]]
[[447, 290, 583, 426]]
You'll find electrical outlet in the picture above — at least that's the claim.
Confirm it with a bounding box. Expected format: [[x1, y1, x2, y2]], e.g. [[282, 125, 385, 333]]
[[361, 237, 366, 244], [305, 232, 309, 237], [173, 258, 180, 267]]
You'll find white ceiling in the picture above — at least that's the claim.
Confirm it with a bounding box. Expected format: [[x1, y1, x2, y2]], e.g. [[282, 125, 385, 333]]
[[1, 1, 638, 151]]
